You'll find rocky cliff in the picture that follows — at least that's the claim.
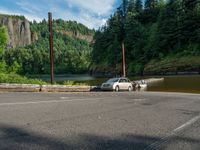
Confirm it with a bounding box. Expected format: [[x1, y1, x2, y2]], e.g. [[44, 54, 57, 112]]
[[0, 14, 36, 48], [57, 30, 93, 43]]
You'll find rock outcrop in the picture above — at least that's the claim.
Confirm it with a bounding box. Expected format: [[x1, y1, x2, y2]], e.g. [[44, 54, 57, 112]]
[[0, 14, 35, 48], [57, 30, 93, 43]]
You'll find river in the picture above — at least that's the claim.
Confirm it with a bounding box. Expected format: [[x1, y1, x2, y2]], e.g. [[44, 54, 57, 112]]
[[33, 74, 200, 94], [146, 75, 200, 94]]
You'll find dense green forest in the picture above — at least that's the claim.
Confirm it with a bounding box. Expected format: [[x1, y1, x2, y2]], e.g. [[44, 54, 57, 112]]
[[1, 19, 94, 75], [91, 0, 200, 75], [1, 0, 200, 78]]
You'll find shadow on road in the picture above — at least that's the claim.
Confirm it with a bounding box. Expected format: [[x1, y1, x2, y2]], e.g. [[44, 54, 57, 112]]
[[0, 124, 199, 150]]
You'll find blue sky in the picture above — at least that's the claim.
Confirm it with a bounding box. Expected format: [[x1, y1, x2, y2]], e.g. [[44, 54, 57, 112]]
[[0, 0, 143, 29]]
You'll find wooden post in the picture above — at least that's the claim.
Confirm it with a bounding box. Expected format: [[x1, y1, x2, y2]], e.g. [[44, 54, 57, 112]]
[[122, 41, 126, 77], [48, 12, 54, 84]]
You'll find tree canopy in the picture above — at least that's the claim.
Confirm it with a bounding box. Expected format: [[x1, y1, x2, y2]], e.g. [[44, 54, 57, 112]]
[[91, 0, 200, 75], [0, 26, 8, 58], [3, 19, 94, 74]]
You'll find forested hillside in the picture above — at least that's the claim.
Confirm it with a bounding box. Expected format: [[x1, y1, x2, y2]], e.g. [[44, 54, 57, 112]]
[[91, 0, 200, 75], [2, 18, 94, 74], [1, 0, 200, 78]]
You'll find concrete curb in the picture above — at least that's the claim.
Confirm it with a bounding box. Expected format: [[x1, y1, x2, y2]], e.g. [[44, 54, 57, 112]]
[[0, 83, 93, 92], [41, 85, 91, 92], [0, 83, 41, 92]]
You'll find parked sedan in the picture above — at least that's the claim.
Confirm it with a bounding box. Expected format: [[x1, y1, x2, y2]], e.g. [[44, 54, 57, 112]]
[[101, 77, 133, 92]]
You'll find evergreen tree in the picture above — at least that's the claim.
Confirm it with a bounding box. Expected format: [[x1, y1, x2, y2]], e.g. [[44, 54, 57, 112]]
[[181, 0, 200, 47], [158, 0, 165, 8], [128, 0, 135, 12], [135, 0, 143, 12], [145, 0, 158, 10], [140, 0, 159, 24], [157, 0, 183, 54], [117, 0, 129, 42]]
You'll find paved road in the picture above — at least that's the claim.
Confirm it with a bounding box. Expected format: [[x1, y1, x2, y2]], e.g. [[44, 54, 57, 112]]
[[0, 92, 200, 150]]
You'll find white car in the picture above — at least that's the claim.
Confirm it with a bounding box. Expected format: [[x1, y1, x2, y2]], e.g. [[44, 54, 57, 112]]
[[101, 77, 133, 92]]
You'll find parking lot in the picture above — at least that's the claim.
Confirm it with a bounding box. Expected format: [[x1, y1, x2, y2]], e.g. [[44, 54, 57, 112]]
[[0, 92, 200, 150]]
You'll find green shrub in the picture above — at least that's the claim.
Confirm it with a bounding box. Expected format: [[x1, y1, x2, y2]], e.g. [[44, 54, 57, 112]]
[[0, 61, 7, 73], [128, 62, 143, 75], [0, 73, 46, 85], [63, 80, 75, 86], [63, 80, 88, 86], [7, 61, 21, 73]]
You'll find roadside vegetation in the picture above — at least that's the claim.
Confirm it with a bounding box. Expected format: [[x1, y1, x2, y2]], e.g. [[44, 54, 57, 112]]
[[63, 80, 89, 86], [0, 73, 46, 85]]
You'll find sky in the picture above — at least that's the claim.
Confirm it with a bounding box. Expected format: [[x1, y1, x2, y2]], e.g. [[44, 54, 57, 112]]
[[0, 0, 127, 29], [0, 0, 146, 29]]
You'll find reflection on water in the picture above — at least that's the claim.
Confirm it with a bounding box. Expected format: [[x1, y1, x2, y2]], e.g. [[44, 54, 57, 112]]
[[147, 75, 200, 94]]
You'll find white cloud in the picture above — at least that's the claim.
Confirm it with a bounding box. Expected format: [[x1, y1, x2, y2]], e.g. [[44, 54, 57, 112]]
[[66, 0, 115, 15], [48, 0, 117, 29], [16, 0, 41, 14], [52, 7, 105, 29], [0, 0, 118, 29], [0, 7, 42, 22]]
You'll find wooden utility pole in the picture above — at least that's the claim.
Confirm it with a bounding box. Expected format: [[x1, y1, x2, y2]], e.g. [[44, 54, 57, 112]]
[[122, 41, 126, 77], [48, 12, 54, 84], [117, 3, 127, 78]]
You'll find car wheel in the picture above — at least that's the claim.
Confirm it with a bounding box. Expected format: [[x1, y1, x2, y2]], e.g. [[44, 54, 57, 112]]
[[128, 86, 132, 92], [115, 86, 119, 92]]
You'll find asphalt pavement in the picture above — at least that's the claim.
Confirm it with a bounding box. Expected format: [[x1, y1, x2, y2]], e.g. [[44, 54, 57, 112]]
[[0, 92, 200, 150]]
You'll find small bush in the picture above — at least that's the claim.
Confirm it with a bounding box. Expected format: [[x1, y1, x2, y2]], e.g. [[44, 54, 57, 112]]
[[128, 62, 143, 75], [63, 80, 75, 86], [7, 61, 21, 73], [63, 80, 88, 86], [0, 61, 7, 73], [0, 73, 46, 85]]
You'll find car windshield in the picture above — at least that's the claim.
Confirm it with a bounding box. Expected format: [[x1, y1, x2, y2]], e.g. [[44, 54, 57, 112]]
[[106, 78, 119, 83]]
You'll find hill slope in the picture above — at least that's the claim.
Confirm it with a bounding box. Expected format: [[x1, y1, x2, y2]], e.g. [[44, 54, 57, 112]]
[[1, 15, 95, 74]]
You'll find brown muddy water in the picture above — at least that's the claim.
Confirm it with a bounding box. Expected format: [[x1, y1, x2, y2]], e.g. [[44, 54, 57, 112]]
[[146, 75, 200, 94]]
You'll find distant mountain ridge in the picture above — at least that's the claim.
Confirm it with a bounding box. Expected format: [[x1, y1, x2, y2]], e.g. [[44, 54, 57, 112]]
[[0, 14, 94, 49]]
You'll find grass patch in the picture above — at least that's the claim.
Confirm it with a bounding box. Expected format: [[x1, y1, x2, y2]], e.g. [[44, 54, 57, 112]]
[[0, 73, 47, 85], [63, 80, 89, 86]]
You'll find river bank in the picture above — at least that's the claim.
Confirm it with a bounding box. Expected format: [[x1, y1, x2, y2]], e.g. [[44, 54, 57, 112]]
[[144, 56, 200, 75]]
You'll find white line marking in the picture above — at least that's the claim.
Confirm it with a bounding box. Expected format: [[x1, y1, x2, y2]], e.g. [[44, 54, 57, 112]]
[[144, 114, 200, 150], [133, 99, 146, 101], [60, 97, 69, 99], [173, 115, 200, 132], [0, 98, 103, 106]]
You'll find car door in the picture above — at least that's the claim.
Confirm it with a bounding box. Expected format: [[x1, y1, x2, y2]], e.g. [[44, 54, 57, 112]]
[[123, 79, 130, 89], [119, 79, 127, 90], [118, 79, 125, 90]]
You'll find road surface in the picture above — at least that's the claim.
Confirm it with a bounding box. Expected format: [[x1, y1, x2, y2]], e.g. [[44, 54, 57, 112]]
[[0, 92, 200, 150]]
